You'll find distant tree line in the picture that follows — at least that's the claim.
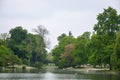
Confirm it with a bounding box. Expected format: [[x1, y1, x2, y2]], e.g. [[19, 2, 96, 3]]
[[0, 25, 49, 68], [52, 7, 120, 70]]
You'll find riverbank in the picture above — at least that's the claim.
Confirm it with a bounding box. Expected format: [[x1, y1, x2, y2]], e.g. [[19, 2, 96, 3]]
[[64, 67, 120, 75], [0, 65, 37, 73], [1, 64, 120, 75]]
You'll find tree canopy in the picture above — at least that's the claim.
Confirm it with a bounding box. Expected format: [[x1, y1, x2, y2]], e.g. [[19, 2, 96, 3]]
[[0, 25, 49, 68], [52, 7, 120, 70]]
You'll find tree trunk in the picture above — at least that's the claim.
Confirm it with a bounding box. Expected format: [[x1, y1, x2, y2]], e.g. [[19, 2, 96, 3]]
[[109, 63, 112, 70]]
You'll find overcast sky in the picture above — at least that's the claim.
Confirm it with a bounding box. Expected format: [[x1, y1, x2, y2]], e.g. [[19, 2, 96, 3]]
[[0, 0, 120, 50]]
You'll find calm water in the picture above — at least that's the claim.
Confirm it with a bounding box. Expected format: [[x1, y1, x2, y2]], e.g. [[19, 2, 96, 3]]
[[0, 69, 119, 80]]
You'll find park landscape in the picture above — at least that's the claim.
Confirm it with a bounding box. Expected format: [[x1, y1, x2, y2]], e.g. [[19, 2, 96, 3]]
[[0, 1, 120, 80], [0, 7, 120, 71]]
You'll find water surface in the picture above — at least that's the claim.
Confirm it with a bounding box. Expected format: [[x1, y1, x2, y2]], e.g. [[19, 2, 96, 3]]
[[0, 69, 119, 80]]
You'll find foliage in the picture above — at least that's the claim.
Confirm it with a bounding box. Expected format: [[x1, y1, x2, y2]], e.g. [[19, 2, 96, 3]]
[[32, 25, 49, 67], [52, 34, 76, 68], [0, 25, 49, 68], [9, 26, 27, 43], [0, 45, 21, 67], [91, 7, 120, 70], [52, 32, 90, 68], [72, 32, 90, 67], [60, 43, 75, 68], [57, 33, 66, 42], [111, 32, 120, 70], [52, 7, 120, 71]]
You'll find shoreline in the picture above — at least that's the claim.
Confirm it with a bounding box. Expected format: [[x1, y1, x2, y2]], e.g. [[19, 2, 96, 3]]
[[64, 67, 120, 75], [1, 65, 120, 75]]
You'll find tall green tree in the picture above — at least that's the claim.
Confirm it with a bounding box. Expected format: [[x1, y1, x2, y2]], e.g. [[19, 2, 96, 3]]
[[72, 32, 90, 67], [89, 34, 106, 67], [90, 7, 120, 70], [8, 26, 28, 58], [32, 25, 49, 67], [111, 32, 120, 70], [9, 26, 27, 43], [94, 7, 119, 35]]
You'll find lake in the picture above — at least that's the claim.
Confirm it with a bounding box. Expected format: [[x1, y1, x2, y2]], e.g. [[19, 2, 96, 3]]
[[0, 69, 120, 80]]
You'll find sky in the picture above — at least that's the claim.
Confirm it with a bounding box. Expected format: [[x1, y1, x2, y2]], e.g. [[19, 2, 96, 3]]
[[0, 0, 120, 50]]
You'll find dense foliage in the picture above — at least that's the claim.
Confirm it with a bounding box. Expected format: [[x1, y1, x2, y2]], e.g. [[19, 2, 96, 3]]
[[0, 26, 49, 68], [52, 7, 120, 70]]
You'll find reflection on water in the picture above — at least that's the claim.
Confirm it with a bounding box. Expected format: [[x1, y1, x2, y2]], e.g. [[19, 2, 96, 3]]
[[43, 71, 78, 80], [0, 69, 120, 80], [43, 71, 57, 80]]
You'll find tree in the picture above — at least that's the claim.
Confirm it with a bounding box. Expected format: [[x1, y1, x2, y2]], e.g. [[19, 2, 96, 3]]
[[52, 32, 91, 68], [111, 32, 120, 70], [9, 26, 27, 43], [72, 32, 90, 67], [33, 25, 49, 67], [60, 43, 75, 68], [57, 33, 67, 42], [0, 39, 4, 46], [0, 45, 21, 67], [0, 26, 50, 68], [94, 7, 119, 36], [33, 25, 49, 53], [52, 34, 76, 68], [8, 26, 28, 59], [81, 31, 91, 39], [89, 34, 106, 67], [91, 7, 120, 70], [20, 33, 47, 67]]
